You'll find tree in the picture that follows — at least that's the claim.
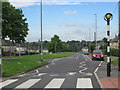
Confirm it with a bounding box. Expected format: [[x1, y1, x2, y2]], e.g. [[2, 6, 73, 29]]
[[2, 2, 29, 43], [48, 35, 63, 53], [102, 37, 107, 43]]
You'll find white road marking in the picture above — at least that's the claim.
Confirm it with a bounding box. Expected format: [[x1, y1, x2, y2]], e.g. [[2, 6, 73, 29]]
[[94, 61, 103, 73], [79, 62, 85, 65], [36, 70, 39, 73], [53, 58, 61, 61], [45, 78, 65, 88], [38, 73, 46, 76], [86, 55, 92, 61], [18, 74, 26, 77], [94, 72, 103, 88], [68, 72, 76, 75], [79, 67, 87, 73], [76, 54, 80, 60], [46, 65, 49, 68], [98, 61, 103, 66], [15, 79, 40, 89], [49, 74, 59, 76], [94, 67, 99, 73], [0, 79, 18, 88], [83, 55, 87, 61], [76, 78, 93, 88], [79, 61, 87, 74], [79, 64, 86, 68]]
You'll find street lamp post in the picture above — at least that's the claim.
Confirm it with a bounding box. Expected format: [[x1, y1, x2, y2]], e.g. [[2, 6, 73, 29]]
[[118, 0, 120, 71], [94, 14, 97, 50], [104, 13, 113, 77]]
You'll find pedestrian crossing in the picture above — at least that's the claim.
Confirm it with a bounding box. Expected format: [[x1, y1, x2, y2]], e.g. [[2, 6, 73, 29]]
[[1, 78, 94, 88]]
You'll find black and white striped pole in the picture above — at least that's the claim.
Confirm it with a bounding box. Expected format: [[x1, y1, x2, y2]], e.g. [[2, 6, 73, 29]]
[[104, 13, 113, 77]]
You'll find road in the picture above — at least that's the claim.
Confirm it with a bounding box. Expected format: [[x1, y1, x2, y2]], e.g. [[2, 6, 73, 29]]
[[1, 53, 102, 89]]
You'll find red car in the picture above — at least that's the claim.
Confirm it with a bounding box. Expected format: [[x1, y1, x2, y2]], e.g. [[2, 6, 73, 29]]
[[92, 50, 104, 61]]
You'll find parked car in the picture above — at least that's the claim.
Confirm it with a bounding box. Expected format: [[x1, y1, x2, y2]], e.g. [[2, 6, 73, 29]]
[[92, 50, 104, 61]]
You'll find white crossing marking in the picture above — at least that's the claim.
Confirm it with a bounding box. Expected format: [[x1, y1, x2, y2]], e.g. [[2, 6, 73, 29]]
[[0, 79, 18, 88], [76, 78, 93, 88], [15, 79, 40, 89], [45, 78, 65, 88]]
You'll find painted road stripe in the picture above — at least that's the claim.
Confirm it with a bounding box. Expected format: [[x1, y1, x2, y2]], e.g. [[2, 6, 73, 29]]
[[76, 78, 93, 88], [15, 79, 40, 89], [76, 54, 80, 60], [0, 79, 18, 88], [86, 55, 92, 61], [45, 78, 65, 88], [83, 55, 87, 61]]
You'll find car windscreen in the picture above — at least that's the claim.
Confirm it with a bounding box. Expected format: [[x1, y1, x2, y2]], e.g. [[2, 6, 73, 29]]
[[93, 51, 103, 54]]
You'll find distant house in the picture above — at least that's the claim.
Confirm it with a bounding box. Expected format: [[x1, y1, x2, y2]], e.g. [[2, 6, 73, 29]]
[[82, 47, 88, 52], [2, 40, 15, 56], [16, 43, 27, 53], [43, 49, 49, 53], [110, 35, 119, 49]]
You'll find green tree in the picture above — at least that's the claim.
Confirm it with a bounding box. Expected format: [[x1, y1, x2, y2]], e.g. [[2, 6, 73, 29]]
[[102, 37, 107, 43], [2, 2, 29, 43], [48, 35, 63, 53]]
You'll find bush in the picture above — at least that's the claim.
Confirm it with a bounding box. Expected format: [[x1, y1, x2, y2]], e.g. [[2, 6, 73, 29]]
[[110, 48, 118, 57]]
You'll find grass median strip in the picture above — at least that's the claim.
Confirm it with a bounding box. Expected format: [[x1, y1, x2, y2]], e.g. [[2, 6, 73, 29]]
[[2, 52, 74, 77]]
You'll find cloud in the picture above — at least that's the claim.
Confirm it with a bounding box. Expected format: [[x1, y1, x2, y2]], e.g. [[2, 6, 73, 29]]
[[10, 2, 40, 8], [8, 0, 81, 8], [64, 10, 77, 15], [63, 22, 79, 27], [43, 1, 81, 5], [60, 22, 88, 28], [8, 0, 117, 8]]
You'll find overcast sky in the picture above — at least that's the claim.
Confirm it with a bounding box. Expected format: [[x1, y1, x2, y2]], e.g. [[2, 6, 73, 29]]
[[8, 0, 119, 42]]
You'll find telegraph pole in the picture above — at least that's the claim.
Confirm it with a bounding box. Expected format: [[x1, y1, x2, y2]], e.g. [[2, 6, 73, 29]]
[[118, 0, 120, 71]]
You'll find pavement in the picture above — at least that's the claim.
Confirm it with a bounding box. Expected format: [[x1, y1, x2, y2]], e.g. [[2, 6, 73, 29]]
[[95, 61, 120, 89]]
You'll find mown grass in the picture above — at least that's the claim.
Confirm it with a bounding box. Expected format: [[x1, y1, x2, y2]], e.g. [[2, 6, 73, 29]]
[[104, 55, 118, 66], [2, 52, 74, 77]]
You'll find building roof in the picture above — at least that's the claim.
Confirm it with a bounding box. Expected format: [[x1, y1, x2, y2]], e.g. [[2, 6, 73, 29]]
[[2, 40, 15, 46], [110, 35, 118, 42]]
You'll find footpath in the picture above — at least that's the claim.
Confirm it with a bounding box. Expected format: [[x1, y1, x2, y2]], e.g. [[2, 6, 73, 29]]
[[96, 61, 120, 89]]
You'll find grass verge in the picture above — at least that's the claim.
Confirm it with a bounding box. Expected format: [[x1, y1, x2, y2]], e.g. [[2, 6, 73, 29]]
[[2, 52, 74, 77], [104, 55, 118, 66]]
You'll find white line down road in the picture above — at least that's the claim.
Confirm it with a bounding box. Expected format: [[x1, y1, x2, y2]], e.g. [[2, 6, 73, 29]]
[[15, 79, 41, 89], [76, 78, 93, 88], [45, 78, 65, 88]]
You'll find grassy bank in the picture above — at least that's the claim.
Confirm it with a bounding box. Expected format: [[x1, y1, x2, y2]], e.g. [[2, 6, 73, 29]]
[[2, 52, 74, 77]]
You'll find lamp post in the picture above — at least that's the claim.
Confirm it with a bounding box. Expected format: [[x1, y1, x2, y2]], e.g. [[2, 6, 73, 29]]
[[118, 0, 120, 71], [104, 13, 113, 77], [93, 14, 97, 49], [40, 0, 43, 61]]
